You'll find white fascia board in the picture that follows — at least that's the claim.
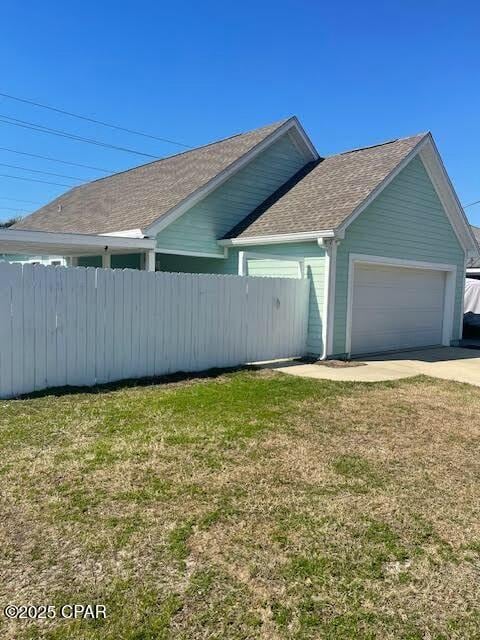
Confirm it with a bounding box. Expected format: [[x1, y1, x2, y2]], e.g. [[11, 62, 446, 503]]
[[143, 118, 319, 237], [336, 134, 478, 257], [288, 116, 320, 160], [100, 228, 145, 238], [336, 136, 430, 237], [0, 229, 156, 252], [155, 247, 226, 259], [218, 229, 335, 247], [419, 136, 479, 256]]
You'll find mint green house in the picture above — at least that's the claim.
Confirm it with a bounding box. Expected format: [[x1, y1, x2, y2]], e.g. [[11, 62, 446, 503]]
[[1, 117, 477, 358]]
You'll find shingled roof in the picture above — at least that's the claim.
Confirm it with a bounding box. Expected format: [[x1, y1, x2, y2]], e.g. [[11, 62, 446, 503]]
[[14, 119, 429, 240], [224, 134, 427, 239], [13, 119, 290, 235]]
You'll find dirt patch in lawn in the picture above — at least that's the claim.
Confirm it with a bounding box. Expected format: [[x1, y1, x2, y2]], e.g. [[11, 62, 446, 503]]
[[0, 371, 479, 639], [315, 358, 366, 367]]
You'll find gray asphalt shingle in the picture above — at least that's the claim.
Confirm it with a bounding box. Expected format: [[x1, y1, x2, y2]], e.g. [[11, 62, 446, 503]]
[[13, 119, 427, 240], [13, 119, 289, 235], [224, 134, 426, 238]]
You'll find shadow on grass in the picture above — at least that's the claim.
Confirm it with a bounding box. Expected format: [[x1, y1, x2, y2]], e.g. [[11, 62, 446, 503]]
[[11, 365, 261, 401]]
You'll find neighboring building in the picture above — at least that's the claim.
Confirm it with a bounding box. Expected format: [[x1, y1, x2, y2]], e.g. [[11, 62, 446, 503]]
[[0, 117, 477, 358], [467, 225, 480, 279], [0, 254, 66, 266]]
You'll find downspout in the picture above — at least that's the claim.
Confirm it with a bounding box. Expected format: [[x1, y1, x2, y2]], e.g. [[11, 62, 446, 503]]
[[318, 237, 340, 360]]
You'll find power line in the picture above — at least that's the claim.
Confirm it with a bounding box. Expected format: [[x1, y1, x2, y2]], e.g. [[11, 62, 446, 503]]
[[0, 146, 112, 173], [464, 199, 480, 209], [0, 173, 73, 187], [0, 205, 31, 212], [0, 114, 160, 159], [0, 162, 85, 181], [0, 91, 192, 149], [0, 196, 42, 204]]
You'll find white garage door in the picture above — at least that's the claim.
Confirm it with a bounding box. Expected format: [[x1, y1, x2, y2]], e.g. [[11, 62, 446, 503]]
[[350, 263, 446, 355]]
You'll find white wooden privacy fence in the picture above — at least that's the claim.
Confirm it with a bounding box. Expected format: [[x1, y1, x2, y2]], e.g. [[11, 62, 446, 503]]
[[0, 263, 310, 398]]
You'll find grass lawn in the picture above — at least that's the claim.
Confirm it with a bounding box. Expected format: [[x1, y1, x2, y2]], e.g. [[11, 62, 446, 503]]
[[1, 369, 480, 639]]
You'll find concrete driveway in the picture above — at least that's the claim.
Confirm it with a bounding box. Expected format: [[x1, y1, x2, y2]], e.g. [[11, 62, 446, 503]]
[[275, 347, 480, 386]]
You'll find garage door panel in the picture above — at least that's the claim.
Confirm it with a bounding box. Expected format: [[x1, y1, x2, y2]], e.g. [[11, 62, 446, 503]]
[[352, 328, 441, 354], [354, 287, 444, 310], [352, 309, 443, 333], [350, 263, 445, 355]]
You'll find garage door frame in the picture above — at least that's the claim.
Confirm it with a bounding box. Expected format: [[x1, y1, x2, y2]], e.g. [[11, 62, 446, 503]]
[[345, 253, 457, 355]]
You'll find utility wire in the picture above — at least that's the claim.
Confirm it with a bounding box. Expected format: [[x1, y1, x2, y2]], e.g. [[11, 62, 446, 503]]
[[0, 173, 73, 187], [0, 114, 160, 159], [0, 196, 42, 204], [0, 162, 85, 181], [464, 199, 480, 209], [0, 205, 32, 212], [0, 146, 112, 172], [0, 91, 192, 149]]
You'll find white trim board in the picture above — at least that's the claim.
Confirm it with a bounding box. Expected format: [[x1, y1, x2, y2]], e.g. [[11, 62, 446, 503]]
[[155, 248, 226, 259], [219, 229, 335, 247], [100, 228, 144, 238], [419, 139, 478, 257], [324, 239, 339, 358], [344, 253, 457, 356], [0, 228, 156, 256], [335, 138, 428, 238], [144, 117, 319, 237], [336, 135, 478, 257]]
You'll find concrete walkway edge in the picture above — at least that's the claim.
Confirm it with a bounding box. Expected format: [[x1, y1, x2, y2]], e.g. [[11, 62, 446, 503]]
[[274, 347, 480, 387]]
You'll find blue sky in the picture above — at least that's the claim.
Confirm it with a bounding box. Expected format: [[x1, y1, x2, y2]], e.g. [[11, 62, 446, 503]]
[[2, 0, 480, 224]]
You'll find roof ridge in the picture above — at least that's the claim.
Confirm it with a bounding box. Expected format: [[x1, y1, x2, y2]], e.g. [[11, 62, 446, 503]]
[[331, 132, 429, 158], [71, 117, 293, 190], [227, 130, 431, 241], [12, 116, 298, 235]]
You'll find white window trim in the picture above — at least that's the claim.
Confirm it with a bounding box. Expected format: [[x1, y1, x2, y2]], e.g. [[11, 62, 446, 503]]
[[237, 251, 305, 278], [345, 253, 458, 356]]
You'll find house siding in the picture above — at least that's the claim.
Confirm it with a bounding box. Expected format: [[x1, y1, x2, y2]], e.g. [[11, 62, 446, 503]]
[[158, 242, 327, 356], [155, 134, 308, 257], [332, 155, 465, 355]]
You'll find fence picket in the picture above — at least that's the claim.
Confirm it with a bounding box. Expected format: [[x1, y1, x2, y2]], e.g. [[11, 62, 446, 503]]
[[0, 264, 309, 398]]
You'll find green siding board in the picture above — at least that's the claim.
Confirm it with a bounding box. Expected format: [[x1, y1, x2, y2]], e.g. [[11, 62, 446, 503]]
[[332, 155, 465, 355], [157, 242, 327, 356], [155, 134, 307, 257]]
